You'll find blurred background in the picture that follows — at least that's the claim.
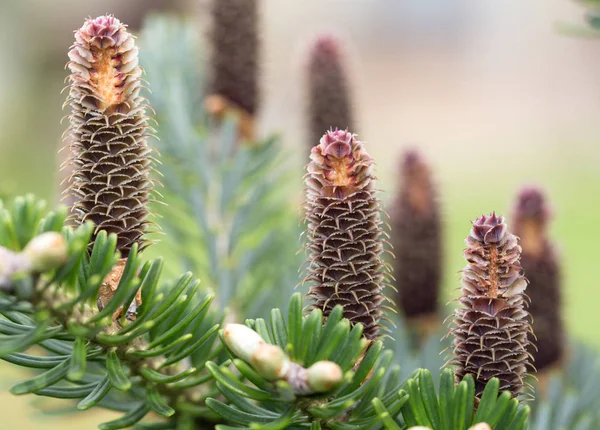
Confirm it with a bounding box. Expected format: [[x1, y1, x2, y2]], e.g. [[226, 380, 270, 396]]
[[1, 0, 599, 427]]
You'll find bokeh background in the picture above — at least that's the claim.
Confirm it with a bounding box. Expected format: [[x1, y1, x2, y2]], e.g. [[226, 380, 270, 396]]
[[1, 0, 599, 427]]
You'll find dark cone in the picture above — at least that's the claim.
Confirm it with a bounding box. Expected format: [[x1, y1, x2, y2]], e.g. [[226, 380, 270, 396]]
[[449, 213, 534, 399], [64, 16, 154, 256], [304, 129, 388, 340], [307, 36, 354, 152], [512, 187, 563, 372], [209, 0, 259, 116], [391, 150, 442, 320]]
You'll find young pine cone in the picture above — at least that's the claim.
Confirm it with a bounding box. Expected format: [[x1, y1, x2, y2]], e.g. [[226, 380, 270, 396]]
[[391, 150, 442, 321], [304, 129, 388, 340], [208, 0, 259, 116], [449, 213, 533, 399], [512, 187, 563, 372], [307, 36, 354, 152], [64, 15, 154, 256]]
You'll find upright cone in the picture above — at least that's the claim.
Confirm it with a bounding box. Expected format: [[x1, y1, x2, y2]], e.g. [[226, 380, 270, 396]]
[[449, 213, 533, 399], [64, 15, 154, 255], [208, 0, 259, 117], [307, 36, 354, 152], [391, 150, 442, 327], [512, 187, 563, 372], [304, 129, 387, 340]]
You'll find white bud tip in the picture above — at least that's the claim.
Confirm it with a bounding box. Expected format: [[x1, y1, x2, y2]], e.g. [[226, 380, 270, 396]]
[[23, 232, 68, 272], [251, 343, 288, 380], [223, 323, 266, 363], [468, 424, 492, 430], [307, 361, 343, 393]]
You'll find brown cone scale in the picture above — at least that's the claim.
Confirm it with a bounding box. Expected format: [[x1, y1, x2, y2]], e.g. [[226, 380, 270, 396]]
[[449, 213, 534, 399], [304, 129, 387, 340]]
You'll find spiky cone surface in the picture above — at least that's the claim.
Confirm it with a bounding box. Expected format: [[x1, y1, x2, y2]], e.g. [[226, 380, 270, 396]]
[[512, 187, 563, 372], [64, 15, 154, 256], [307, 36, 354, 152], [391, 150, 442, 328], [209, 0, 259, 116], [449, 213, 533, 399], [304, 129, 388, 340]]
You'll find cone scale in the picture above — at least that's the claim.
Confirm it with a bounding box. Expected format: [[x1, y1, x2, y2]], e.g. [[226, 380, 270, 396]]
[[304, 129, 387, 340]]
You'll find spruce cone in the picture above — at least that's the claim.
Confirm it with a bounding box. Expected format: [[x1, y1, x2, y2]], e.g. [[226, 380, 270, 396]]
[[209, 0, 259, 116], [307, 36, 354, 152], [64, 15, 153, 255], [449, 213, 533, 399], [512, 187, 563, 371], [304, 129, 387, 340], [391, 150, 442, 320]]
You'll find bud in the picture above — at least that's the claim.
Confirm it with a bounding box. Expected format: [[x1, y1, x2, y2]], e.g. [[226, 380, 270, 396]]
[[64, 15, 154, 255], [23, 232, 68, 272], [307, 36, 354, 152], [512, 186, 563, 371], [391, 150, 442, 326], [250, 343, 289, 380], [449, 213, 533, 399], [469, 424, 492, 430], [306, 360, 343, 393], [304, 129, 387, 340], [222, 323, 266, 363]]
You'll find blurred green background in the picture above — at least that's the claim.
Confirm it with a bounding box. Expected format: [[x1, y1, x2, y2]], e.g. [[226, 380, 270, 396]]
[[1, 0, 599, 427]]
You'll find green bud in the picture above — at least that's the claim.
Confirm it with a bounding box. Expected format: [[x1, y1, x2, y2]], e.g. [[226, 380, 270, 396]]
[[306, 360, 342, 393], [222, 323, 266, 363], [22, 232, 68, 272], [250, 343, 288, 380]]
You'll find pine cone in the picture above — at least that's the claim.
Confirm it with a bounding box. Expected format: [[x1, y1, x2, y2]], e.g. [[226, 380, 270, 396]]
[[449, 213, 533, 399], [304, 129, 387, 340], [307, 36, 354, 152], [391, 150, 442, 320], [209, 0, 259, 116], [64, 15, 154, 256], [512, 187, 563, 371]]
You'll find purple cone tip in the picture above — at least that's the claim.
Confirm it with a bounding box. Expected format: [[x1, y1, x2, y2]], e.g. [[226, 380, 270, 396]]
[[470, 212, 508, 244], [320, 129, 353, 158]]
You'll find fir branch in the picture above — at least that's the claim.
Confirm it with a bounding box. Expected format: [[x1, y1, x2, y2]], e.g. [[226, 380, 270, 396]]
[[207, 293, 409, 429], [0, 197, 221, 429], [139, 17, 301, 317]]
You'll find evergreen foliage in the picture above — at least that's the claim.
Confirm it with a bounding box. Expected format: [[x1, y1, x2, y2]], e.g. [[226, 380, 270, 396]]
[[0, 7, 599, 430]]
